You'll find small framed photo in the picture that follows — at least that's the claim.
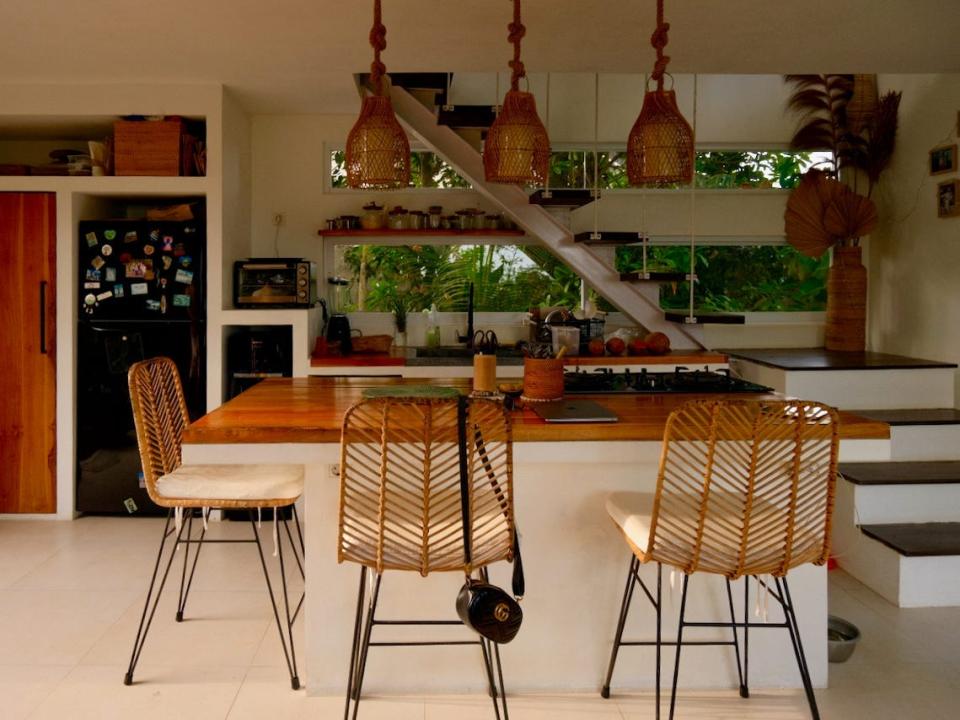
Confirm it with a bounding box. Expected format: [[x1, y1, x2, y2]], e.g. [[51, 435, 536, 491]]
[[937, 179, 959, 218], [930, 144, 957, 175]]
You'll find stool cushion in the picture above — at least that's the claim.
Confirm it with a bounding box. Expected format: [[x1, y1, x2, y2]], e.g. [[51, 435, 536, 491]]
[[156, 464, 304, 504], [606, 491, 656, 555]]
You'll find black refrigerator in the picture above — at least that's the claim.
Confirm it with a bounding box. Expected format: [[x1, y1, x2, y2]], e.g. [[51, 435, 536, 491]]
[[76, 219, 205, 514]]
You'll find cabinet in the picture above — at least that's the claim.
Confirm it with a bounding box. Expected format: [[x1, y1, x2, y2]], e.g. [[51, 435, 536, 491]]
[[0, 193, 56, 513]]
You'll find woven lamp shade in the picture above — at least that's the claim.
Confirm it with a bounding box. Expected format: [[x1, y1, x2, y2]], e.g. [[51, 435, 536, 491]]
[[483, 90, 550, 186], [627, 88, 695, 186], [345, 95, 411, 189], [846, 74, 878, 135]]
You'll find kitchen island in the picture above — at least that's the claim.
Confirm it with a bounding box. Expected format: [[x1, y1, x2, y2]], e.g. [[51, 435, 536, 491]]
[[182, 377, 890, 696]]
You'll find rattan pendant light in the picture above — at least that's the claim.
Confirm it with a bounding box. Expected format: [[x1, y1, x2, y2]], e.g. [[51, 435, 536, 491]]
[[483, 0, 550, 185], [627, 0, 694, 186], [345, 0, 410, 189]]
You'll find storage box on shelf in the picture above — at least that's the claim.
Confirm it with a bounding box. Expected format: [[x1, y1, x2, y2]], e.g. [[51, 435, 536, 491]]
[[113, 119, 184, 176]]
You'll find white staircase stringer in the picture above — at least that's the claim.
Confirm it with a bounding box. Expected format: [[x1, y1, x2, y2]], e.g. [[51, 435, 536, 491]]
[[390, 85, 704, 351]]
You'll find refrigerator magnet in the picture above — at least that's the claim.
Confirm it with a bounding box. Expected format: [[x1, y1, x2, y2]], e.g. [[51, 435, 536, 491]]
[[91, 256, 105, 270], [119, 252, 132, 264], [84, 282, 100, 289], [125, 261, 147, 278], [83, 293, 97, 307], [172, 294, 191, 307], [113, 284, 125, 298], [145, 299, 160, 312], [130, 283, 148, 296], [161, 256, 173, 270], [85, 231, 98, 247], [105, 267, 117, 282], [104, 229, 116, 241], [124, 231, 138, 243], [173, 243, 186, 257], [175, 269, 194, 285], [85, 269, 101, 281], [101, 244, 113, 256], [179, 255, 192, 268], [160, 295, 168, 314], [143, 244, 155, 256], [149, 229, 160, 243], [96, 290, 113, 302], [162, 236, 174, 252]]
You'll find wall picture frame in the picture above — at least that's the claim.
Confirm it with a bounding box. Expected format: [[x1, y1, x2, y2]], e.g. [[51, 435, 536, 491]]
[[937, 179, 959, 218], [930, 144, 957, 175]]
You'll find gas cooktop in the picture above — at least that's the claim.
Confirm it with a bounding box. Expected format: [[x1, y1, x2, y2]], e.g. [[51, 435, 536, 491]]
[[563, 367, 772, 395]]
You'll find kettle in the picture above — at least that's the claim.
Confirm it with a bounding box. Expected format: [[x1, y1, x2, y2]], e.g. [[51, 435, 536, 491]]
[[326, 313, 352, 354]]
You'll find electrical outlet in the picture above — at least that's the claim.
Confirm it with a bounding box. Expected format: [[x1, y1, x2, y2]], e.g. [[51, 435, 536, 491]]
[[329, 464, 340, 477], [272, 212, 284, 226]]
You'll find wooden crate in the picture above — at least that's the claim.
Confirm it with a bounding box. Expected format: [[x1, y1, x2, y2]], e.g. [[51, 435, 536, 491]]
[[113, 119, 182, 176]]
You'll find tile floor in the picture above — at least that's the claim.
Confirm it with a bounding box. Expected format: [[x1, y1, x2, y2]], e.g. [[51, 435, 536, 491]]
[[1, 516, 958, 719]]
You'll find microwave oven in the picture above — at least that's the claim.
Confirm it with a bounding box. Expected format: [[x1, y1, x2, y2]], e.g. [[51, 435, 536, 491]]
[[233, 258, 317, 308]]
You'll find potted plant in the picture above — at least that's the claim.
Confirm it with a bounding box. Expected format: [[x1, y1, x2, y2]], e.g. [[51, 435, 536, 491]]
[[783, 74, 901, 351]]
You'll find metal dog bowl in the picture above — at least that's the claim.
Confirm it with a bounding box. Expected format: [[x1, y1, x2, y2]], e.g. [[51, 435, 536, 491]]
[[828, 615, 861, 663]]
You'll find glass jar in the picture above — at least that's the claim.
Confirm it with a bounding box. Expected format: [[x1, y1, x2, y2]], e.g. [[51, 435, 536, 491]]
[[485, 214, 502, 230], [387, 207, 409, 230], [428, 206, 443, 230], [455, 210, 474, 231], [409, 211, 427, 230], [361, 202, 384, 230], [340, 215, 360, 230]]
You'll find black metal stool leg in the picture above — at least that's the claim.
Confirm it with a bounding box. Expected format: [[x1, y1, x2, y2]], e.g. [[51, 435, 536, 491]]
[[779, 577, 820, 720], [343, 566, 367, 720], [724, 577, 747, 699], [249, 510, 300, 690], [655, 563, 662, 720], [480, 567, 509, 720], [124, 510, 188, 685], [668, 573, 690, 720], [351, 572, 382, 718], [277, 512, 300, 689], [176, 509, 208, 622], [743, 575, 750, 697], [601, 555, 640, 698]]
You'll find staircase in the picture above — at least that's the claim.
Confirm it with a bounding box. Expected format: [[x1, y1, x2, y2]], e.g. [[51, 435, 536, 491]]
[[381, 74, 747, 350]]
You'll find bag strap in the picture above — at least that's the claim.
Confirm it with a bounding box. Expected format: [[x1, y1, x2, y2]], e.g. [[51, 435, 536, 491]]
[[456, 395, 473, 575], [463, 397, 525, 600]]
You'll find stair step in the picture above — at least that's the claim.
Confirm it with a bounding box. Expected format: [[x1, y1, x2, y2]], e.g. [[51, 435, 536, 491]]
[[855, 408, 960, 426], [860, 522, 960, 557], [664, 311, 745, 325], [619, 271, 687, 283], [437, 105, 496, 130], [839, 461, 960, 486], [573, 231, 648, 245], [528, 189, 596, 208]]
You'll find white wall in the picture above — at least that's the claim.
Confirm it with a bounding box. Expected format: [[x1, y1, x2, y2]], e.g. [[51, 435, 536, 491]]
[[869, 74, 960, 406]]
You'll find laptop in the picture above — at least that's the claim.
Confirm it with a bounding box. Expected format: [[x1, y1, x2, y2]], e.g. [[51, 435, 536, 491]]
[[532, 399, 619, 423]]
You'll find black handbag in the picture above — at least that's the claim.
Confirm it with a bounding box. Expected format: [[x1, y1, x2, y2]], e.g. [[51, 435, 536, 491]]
[[455, 395, 524, 644]]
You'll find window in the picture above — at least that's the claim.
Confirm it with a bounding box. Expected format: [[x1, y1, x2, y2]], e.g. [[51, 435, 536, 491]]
[[330, 150, 469, 189], [331, 243, 581, 312]]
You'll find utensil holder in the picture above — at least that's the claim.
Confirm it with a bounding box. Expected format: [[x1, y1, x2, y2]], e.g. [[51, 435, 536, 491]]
[[522, 358, 564, 402]]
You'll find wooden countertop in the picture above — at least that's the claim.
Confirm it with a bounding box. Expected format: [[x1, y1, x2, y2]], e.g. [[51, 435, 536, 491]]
[[183, 377, 890, 445], [310, 349, 728, 368]]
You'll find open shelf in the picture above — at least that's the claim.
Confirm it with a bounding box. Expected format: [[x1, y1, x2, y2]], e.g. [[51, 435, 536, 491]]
[[318, 228, 525, 238], [0, 175, 210, 194]]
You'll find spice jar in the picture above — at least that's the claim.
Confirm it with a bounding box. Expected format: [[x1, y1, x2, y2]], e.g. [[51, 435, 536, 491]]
[[428, 205, 443, 230], [485, 214, 502, 230], [409, 210, 427, 230], [388, 206, 409, 230], [361, 202, 384, 230], [340, 215, 360, 230]]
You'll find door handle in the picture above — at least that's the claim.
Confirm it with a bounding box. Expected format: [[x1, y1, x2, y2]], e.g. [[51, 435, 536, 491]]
[[39, 281, 47, 354]]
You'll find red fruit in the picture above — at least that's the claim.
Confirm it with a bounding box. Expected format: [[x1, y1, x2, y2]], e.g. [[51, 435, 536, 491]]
[[645, 332, 671, 355], [587, 337, 606, 356], [627, 338, 648, 356], [605, 337, 626, 356]]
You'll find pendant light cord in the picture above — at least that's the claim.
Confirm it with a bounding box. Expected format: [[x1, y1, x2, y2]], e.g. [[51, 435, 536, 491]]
[[369, 0, 387, 96], [651, 0, 671, 91], [508, 0, 526, 91]]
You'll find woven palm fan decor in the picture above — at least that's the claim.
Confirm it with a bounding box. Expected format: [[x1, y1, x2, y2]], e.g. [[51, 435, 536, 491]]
[[627, 0, 694, 186], [345, 0, 410, 189], [483, 0, 551, 185]]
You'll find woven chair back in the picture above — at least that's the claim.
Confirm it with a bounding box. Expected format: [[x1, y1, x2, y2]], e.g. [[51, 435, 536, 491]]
[[128, 357, 190, 504], [338, 396, 515, 575], [647, 399, 839, 578]]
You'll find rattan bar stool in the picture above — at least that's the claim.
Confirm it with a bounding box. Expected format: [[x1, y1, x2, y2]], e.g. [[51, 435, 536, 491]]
[[125, 357, 306, 689], [338, 391, 517, 720], [600, 399, 839, 720]]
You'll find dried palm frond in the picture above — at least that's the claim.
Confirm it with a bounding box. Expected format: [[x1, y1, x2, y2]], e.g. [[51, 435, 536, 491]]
[[785, 74, 853, 170], [784, 171, 846, 258], [843, 91, 902, 195], [824, 191, 878, 240]]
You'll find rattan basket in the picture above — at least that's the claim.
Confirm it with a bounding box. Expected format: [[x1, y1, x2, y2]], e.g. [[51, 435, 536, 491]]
[[521, 358, 564, 402]]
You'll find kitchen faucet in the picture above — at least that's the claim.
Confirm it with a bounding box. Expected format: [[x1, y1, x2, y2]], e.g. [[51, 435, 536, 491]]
[[456, 281, 475, 348]]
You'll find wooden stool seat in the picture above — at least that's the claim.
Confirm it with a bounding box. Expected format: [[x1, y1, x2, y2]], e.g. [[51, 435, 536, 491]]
[[155, 463, 304, 508]]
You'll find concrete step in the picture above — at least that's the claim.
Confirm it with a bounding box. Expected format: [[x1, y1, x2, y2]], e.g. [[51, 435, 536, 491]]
[[861, 522, 960, 556], [837, 463, 960, 525], [852, 410, 960, 460]]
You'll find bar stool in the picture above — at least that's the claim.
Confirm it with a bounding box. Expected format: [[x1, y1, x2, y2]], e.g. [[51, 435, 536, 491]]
[[125, 357, 305, 689], [600, 399, 839, 719], [338, 390, 517, 720]]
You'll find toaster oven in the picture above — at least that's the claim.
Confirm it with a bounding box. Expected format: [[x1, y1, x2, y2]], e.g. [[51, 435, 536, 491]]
[[233, 259, 317, 308]]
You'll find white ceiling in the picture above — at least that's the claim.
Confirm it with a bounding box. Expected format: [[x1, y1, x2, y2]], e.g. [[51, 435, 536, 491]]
[[1, 0, 958, 115]]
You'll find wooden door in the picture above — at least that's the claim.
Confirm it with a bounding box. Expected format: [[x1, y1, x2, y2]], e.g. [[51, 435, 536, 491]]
[[0, 193, 56, 513]]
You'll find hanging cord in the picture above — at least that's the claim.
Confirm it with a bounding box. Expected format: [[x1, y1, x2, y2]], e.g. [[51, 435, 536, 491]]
[[543, 73, 551, 197], [369, 0, 387, 96], [507, 0, 526, 91], [688, 74, 698, 322], [641, 72, 649, 275], [651, 0, 671, 91]]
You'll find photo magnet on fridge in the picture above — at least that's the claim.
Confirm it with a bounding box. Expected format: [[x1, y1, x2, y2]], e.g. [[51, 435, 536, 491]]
[[125, 260, 148, 278], [105, 267, 117, 282], [91, 256, 105, 270], [124, 231, 138, 243], [85, 231, 98, 247], [113, 284, 125, 298], [175, 269, 194, 285], [130, 283, 148, 296], [172, 294, 191, 307]]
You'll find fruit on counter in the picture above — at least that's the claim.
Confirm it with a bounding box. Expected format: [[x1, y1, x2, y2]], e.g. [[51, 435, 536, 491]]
[[605, 337, 626, 356], [587, 337, 606, 356], [627, 338, 648, 356], [645, 331, 671, 355]]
